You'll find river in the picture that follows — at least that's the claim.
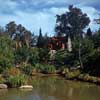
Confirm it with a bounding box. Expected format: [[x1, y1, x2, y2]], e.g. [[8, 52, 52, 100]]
[[0, 76, 100, 100]]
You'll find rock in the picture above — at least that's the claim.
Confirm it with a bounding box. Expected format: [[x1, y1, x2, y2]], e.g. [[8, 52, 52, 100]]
[[19, 85, 33, 89], [0, 84, 8, 89]]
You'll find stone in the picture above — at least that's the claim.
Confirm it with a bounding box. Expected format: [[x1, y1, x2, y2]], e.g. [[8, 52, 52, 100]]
[[19, 85, 33, 89], [0, 84, 8, 89]]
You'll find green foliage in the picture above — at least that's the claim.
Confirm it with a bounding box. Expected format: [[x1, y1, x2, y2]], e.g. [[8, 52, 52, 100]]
[[86, 28, 92, 38], [29, 48, 39, 64], [6, 21, 17, 38], [38, 48, 50, 62], [55, 50, 79, 67], [21, 65, 34, 75], [55, 5, 90, 39], [7, 74, 28, 88], [93, 30, 100, 48], [72, 37, 95, 67], [0, 75, 6, 84], [14, 46, 30, 64], [84, 49, 100, 76], [37, 29, 44, 48], [0, 37, 15, 72], [33, 63, 44, 71], [55, 50, 67, 65], [43, 64, 56, 74], [81, 38, 94, 63]]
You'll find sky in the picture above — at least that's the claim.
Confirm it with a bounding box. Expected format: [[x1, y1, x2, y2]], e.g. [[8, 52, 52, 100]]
[[0, 0, 100, 36]]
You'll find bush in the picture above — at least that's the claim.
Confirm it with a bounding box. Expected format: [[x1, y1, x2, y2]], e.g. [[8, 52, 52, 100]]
[[83, 49, 100, 76], [0, 37, 15, 72], [14, 46, 30, 65], [3, 67, 21, 78], [0, 75, 5, 84], [55, 50, 79, 68], [38, 48, 50, 63], [7, 74, 28, 88], [42, 65, 56, 74], [29, 48, 40, 65], [7, 67, 21, 76], [34, 63, 44, 71], [20, 65, 34, 75]]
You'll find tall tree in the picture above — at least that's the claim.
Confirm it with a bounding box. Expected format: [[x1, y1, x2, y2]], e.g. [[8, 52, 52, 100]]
[[55, 5, 90, 39], [55, 5, 90, 68], [24, 30, 31, 48], [6, 21, 17, 38], [86, 28, 92, 38], [93, 14, 100, 48], [37, 28, 44, 48]]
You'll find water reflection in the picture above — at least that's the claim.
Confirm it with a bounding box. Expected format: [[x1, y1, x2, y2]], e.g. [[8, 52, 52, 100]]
[[0, 89, 8, 95], [0, 76, 100, 100]]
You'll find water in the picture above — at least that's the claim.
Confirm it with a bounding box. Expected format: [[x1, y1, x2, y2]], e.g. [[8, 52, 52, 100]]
[[0, 76, 100, 100]]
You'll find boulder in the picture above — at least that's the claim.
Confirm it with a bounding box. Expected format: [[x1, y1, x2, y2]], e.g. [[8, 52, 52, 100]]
[[19, 85, 33, 89], [0, 84, 8, 89]]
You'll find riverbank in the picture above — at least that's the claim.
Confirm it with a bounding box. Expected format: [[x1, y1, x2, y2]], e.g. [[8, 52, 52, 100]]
[[61, 69, 100, 86], [0, 68, 100, 88]]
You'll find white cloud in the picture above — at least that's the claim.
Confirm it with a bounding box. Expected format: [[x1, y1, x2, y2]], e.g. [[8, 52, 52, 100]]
[[80, 6, 100, 31], [0, 0, 100, 35]]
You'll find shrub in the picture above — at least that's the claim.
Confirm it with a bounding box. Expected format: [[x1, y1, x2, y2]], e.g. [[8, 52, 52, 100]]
[[3, 67, 21, 78], [7, 74, 28, 88], [31, 63, 44, 75], [7, 67, 21, 76], [38, 48, 50, 63], [20, 65, 34, 75], [14, 46, 30, 65], [0, 37, 15, 72], [55, 50, 79, 68], [0, 75, 5, 84], [29, 48, 39, 65], [42, 65, 56, 74]]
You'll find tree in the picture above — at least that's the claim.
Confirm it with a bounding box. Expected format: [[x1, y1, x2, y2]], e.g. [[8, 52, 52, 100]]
[[30, 33, 38, 47], [43, 33, 49, 48], [94, 15, 100, 25], [93, 30, 100, 48], [14, 46, 30, 65], [55, 5, 90, 39], [55, 5, 90, 68], [6, 21, 17, 38], [37, 28, 44, 48], [24, 31, 31, 48], [15, 24, 32, 48], [86, 28, 92, 38], [93, 15, 100, 48]]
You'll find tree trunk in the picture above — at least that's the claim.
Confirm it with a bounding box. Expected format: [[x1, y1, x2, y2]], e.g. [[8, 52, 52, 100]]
[[79, 40, 83, 69]]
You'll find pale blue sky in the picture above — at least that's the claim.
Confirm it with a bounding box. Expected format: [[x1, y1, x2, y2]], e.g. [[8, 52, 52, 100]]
[[0, 0, 100, 35]]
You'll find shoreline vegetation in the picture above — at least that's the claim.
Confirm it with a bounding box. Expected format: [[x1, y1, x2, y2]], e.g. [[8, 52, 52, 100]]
[[0, 5, 100, 89], [0, 67, 100, 89]]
